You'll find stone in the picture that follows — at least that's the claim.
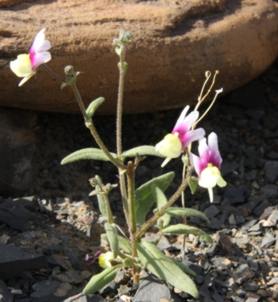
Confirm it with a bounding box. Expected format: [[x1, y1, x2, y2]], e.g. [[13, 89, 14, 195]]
[[0, 0, 278, 113], [0, 244, 47, 278], [261, 184, 278, 199], [63, 294, 105, 302], [261, 232, 275, 248], [264, 160, 278, 182], [31, 280, 61, 302], [223, 186, 247, 204], [260, 207, 278, 227], [0, 280, 13, 302], [0, 109, 37, 195], [134, 277, 181, 302], [0, 198, 38, 231]]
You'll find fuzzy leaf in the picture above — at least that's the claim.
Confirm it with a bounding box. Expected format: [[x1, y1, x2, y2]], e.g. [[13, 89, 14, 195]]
[[137, 240, 198, 298], [166, 207, 209, 223], [104, 223, 119, 256], [135, 172, 175, 225], [86, 97, 105, 118], [61, 148, 116, 165], [155, 187, 171, 228], [82, 265, 120, 294], [122, 146, 163, 158], [161, 224, 212, 243], [188, 177, 198, 194]]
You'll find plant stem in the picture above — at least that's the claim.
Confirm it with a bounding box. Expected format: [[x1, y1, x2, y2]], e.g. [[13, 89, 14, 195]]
[[135, 168, 192, 240], [181, 161, 187, 257], [70, 82, 126, 170], [115, 48, 129, 225], [116, 51, 126, 156], [126, 161, 139, 284]]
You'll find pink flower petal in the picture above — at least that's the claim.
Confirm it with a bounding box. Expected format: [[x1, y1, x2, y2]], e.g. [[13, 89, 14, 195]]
[[190, 153, 202, 175], [173, 105, 190, 129], [31, 51, 51, 69]]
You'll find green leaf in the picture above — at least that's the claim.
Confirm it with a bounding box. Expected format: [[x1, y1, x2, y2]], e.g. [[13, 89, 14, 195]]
[[155, 187, 171, 228], [86, 97, 105, 118], [122, 146, 163, 158], [61, 148, 116, 165], [137, 240, 198, 298], [166, 207, 209, 223], [161, 224, 212, 243], [104, 223, 119, 256], [82, 265, 120, 294], [135, 172, 175, 225], [188, 177, 198, 194], [102, 234, 131, 254]]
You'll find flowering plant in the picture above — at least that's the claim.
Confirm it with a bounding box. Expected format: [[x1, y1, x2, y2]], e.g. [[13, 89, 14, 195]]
[[10, 29, 226, 299]]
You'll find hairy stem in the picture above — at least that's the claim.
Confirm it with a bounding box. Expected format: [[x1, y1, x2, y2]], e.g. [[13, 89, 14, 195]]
[[116, 48, 129, 225], [127, 161, 139, 283]]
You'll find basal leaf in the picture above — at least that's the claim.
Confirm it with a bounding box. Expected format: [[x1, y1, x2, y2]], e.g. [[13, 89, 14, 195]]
[[137, 240, 198, 298], [82, 265, 120, 294]]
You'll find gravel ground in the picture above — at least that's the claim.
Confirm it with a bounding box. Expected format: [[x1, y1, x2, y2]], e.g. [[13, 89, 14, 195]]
[[0, 59, 278, 301]]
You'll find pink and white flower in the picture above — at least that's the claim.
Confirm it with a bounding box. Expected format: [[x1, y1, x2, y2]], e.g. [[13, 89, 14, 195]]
[[191, 132, 226, 202], [10, 28, 51, 86], [155, 105, 205, 167]]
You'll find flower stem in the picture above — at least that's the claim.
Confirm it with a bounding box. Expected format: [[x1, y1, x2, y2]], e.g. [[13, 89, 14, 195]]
[[181, 161, 187, 257], [115, 47, 129, 225], [126, 161, 139, 283]]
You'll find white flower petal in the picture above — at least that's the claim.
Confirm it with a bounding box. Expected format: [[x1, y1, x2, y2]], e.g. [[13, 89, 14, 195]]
[[198, 137, 208, 158], [183, 110, 199, 129], [31, 28, 51, 52], [174, 105, 190, 128]]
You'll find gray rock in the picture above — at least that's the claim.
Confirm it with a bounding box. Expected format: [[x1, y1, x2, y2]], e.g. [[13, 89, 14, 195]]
[[0, 244, 47, 278], [31, 280, 61, 302], [0, 198, 38, 231], [0, 280, 13, 302], [234, 264, 255, 285], [134, 277, 181, 302], [63, 294, 105, 302], [264, 160, 278, 182], [261, 232, 275, 248], [0, 109, 37, 196], [204, 205, 220, 218], [223, 186, 247, 204], [261, 184, 278, 198]]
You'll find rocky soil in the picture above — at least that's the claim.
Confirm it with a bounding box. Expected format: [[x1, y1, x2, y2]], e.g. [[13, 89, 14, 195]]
[[0, 60, 278, 301]]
